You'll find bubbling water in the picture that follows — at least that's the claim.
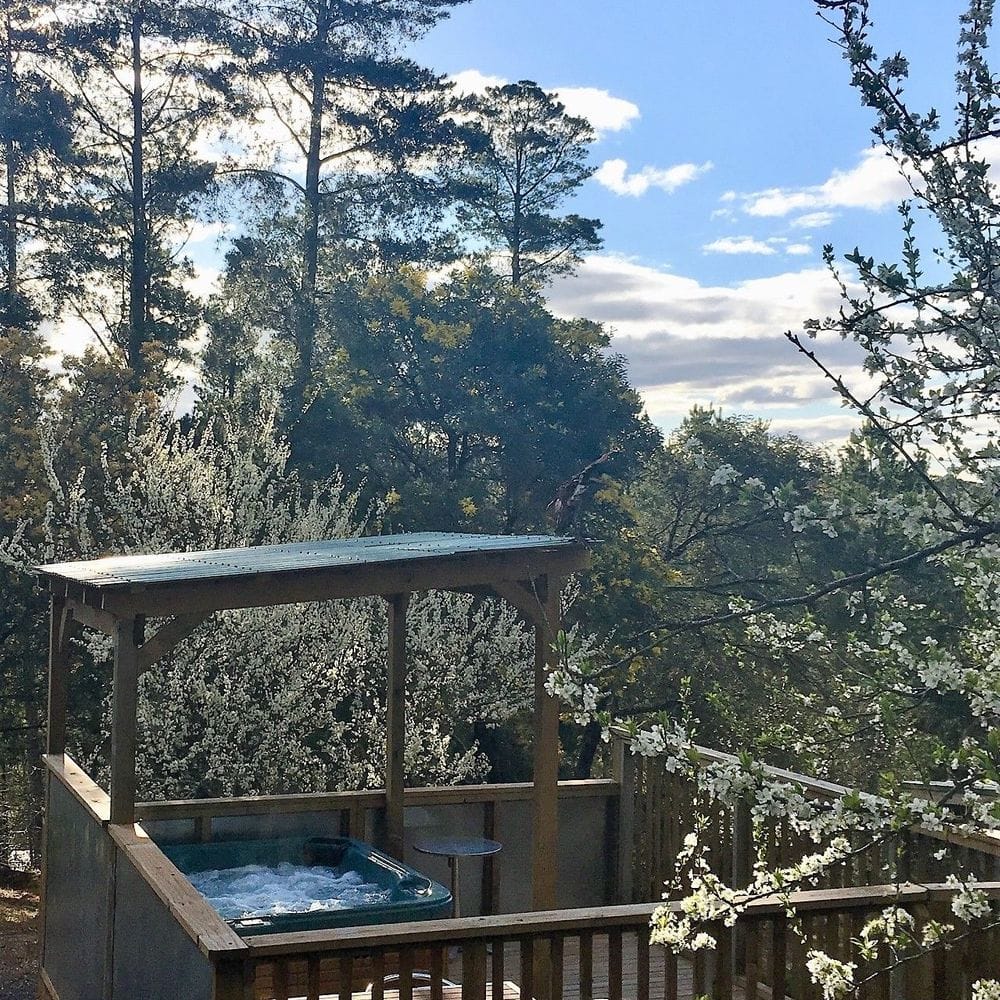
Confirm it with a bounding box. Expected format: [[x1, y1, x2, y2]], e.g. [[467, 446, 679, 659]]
[[188, 863, 391, 919]]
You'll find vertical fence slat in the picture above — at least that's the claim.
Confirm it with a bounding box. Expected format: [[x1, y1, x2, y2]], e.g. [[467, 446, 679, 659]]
[[692, 950, 707, 998], [398, 949, 413, 1000], [491, 940, 504, 1000], [519, 937, 535, 1000], [371, 952, 385, 1000], [213, 958, 254, 1000], [716, 920, 733, 1000], [743, 918, 760, 1000], [339, 956, 354, 1000], [463, 941, 487, 1000], [483, 801, 500, 915], [550, 934, 564, 1000], [850, 911, 872, 1000], [608, 929, 623, 1000], [770, 916, 787, 1000], [579, 930, 593, 1000], [664, 947, 678, 1000], [306, 955, 321, 1000], [274, 959, 289, 1000], [431, 946, 445, 1000], [646, 763, 658, 899], [636, 927, 650, 1000]]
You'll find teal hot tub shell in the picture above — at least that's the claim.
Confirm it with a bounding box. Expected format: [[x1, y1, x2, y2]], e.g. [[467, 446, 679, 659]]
[[161, 835, 453, 935]]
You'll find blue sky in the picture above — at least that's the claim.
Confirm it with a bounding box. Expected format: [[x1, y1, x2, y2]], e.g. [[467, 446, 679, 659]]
[[409, 1, 971, 443]]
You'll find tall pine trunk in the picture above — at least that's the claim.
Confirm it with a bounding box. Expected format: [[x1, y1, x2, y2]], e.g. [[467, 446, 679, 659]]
[[128, 5, 147, 382], [2, 11, 17, 297], [290, 1, 329, 421]]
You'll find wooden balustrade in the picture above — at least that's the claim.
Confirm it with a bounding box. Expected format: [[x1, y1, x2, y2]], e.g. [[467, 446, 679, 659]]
[[45, 748, 1000, 999], [211, 884, 1000, 1000], [619, 736, 1000, 906]]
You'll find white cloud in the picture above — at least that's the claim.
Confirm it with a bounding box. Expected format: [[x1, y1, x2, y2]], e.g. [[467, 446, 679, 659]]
[[738, 147, 909, 218], [184, 221, 233, 244], [547, 253, 846, 343], [448, 69, 508, 94], [710, 207, 737, 221], [791, 210, 837, 229], [785, 243, 813, 256], [595, 158, 713, 197], [40, 314, 97, 365], [448, 71, 638, 138], [765, 413, 860, 445], [553, 87, 639, 136], [703, 236, 777, 256], [546, 254, 869, 443], [183, 265, 221, 299]]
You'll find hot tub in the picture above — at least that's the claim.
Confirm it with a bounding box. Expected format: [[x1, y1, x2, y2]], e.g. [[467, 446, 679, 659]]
[[161, 835, 453, 935]]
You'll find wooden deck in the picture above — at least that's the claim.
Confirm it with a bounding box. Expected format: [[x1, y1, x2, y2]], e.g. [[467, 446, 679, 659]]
[[557, 935, 697, 1000]]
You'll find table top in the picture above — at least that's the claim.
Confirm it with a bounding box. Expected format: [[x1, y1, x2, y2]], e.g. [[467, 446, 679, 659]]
[[412, 835, 503, 858]]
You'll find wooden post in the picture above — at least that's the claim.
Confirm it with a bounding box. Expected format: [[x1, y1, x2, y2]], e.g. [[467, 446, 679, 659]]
[[532, 576, 561, 911], [213, 958, 255, 1000], [110, 616, 142, 825], [39, 596, 72, 992], [386, 593, 409, 860], [732, 800, 753, 971], [482, 800, 500, 915], [46, 595, 69, 756], [613, 736, 636, 903]]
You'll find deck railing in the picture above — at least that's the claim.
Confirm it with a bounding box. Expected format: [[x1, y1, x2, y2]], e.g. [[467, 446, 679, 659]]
[[619, 737, 1000, 904], [40, 745, 1000, 1000], [220, 884, 1000, 1000]]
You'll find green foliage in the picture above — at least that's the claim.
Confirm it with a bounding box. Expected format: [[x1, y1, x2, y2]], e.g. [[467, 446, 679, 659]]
[[219, 0, 470, 418], [46, 0, 242, 383], [0, 298, 50, 865], [450, 80, 602, 287], [316, 266, 657, 531], [0, 2, 77, 306]]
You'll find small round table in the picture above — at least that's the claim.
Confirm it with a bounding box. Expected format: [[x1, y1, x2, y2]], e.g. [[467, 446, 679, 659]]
[[412, 835, 502, 918]]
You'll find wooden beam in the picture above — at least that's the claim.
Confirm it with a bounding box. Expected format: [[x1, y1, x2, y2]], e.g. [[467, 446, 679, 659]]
[[133, 778, 618, 822], [490, 579, 547, 626], [136, 613, 209, 674], [532, 576, 562, 911], [46, 595, 70, 756], [92, 546, 590, 618], [385, 592, 409, 860], [44, 753, 111, 823], [67, 598, 117, 635], [110, 616, 141, 825], [613, 738, 636, 903]]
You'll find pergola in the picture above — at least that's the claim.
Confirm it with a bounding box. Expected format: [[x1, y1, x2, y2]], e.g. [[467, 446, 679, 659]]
[[35, 531, 590, 910]]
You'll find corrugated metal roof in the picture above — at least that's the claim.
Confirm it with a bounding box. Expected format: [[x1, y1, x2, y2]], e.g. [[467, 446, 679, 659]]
[[34, 532, 578, 591]]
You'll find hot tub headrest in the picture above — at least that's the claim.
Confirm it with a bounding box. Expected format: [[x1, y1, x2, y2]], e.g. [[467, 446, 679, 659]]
[[303, 836, 349, 867]]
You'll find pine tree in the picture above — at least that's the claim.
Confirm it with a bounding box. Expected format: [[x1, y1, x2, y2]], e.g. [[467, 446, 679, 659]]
[[219, 0, 469, 421], [0, 1, 75, 308], [49, 0, 242, 388], [451, 81, 602, 287]]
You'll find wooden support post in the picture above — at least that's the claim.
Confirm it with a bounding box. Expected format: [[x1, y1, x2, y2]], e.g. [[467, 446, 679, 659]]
[[733, 800, 753, 971], [613, 736, 636, 903], [213, 958, 255, 1000], [39, 596, 75, 990], [110, 616, 142, 825], [46, 595, 70, 756], [532, 575, 561, 911], [482, 800, 500, 915], [386, 593, 409, 860]]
